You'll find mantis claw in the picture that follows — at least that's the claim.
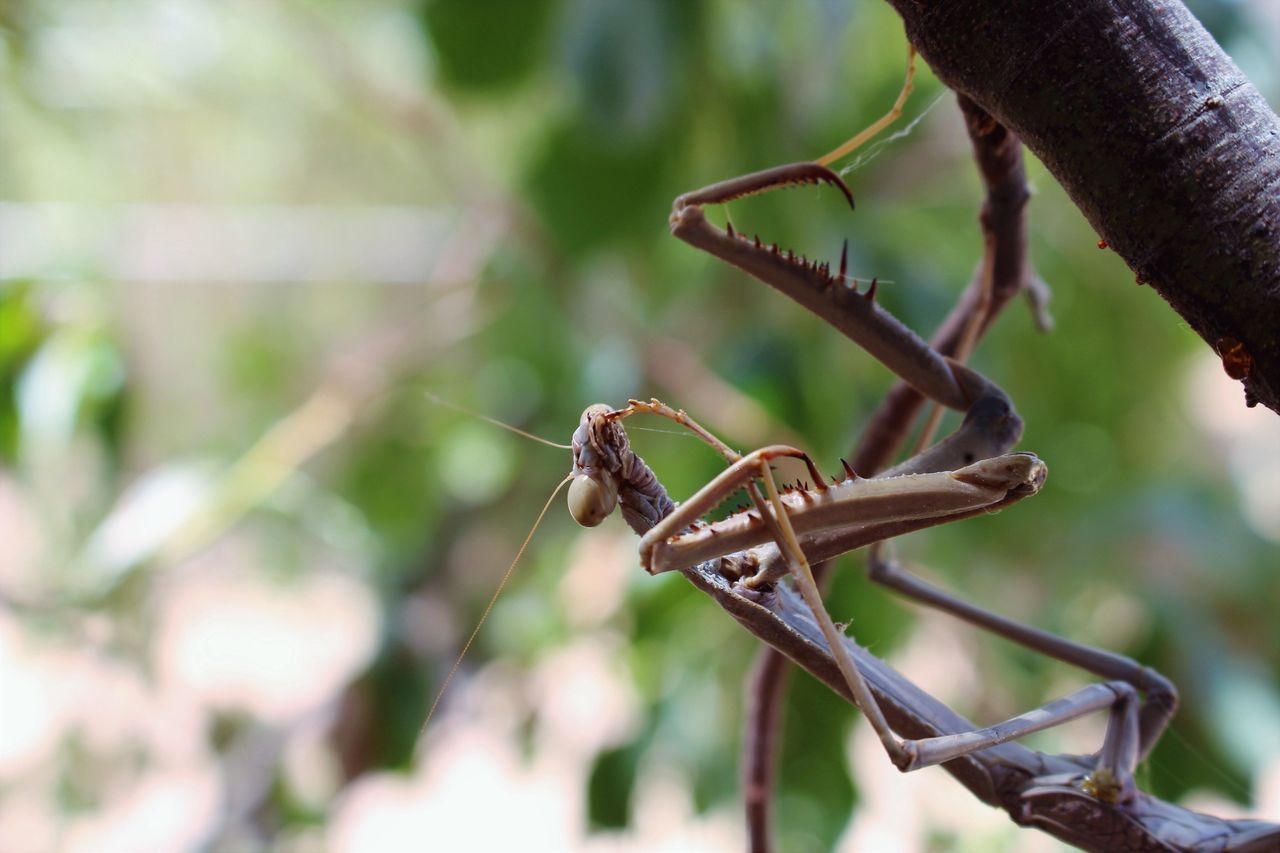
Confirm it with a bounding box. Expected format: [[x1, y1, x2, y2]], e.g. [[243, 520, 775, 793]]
[[671, 162, 854, 214]]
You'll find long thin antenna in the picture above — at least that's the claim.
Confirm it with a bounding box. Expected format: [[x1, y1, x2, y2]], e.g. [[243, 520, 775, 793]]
[[425, 391, 572, 449], [419, 473, 574, 738]]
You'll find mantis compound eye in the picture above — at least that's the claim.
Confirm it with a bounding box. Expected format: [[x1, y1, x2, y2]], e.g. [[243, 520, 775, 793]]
[[568, 473, 618, 527]]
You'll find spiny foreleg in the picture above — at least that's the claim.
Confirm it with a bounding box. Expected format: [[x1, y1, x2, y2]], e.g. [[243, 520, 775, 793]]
[[670, 164, 989, 414]]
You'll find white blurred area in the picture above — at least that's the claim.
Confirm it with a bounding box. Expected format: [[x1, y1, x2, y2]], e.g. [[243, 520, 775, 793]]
[[341, 643, 740, 852], [0, 548, 380, 851], [0, 204, 455, 286], [1185, 350, 1280, 545], [357, 529, 744, 852]]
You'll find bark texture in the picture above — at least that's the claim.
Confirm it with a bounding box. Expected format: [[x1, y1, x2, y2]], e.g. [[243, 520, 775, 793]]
[[885, 0, 1280, 414]]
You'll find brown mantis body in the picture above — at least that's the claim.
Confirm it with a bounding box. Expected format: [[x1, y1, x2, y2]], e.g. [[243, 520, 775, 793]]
[[563, 159, 1280, 849]]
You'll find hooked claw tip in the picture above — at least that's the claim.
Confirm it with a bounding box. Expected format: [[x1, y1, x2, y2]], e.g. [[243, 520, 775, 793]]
[[827, 168, 856, 211], [805, 162, 855, 210]]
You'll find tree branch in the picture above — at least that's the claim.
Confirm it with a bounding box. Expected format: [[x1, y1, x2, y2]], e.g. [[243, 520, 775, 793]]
[[883, 0, 1280, 414]]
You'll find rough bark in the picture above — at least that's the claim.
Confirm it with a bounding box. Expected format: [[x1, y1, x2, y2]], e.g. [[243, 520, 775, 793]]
[[884, 0, 1280, 414]]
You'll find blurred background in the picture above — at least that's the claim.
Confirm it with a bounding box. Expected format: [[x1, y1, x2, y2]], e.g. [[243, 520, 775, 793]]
[[1, 1, 1277, 850]]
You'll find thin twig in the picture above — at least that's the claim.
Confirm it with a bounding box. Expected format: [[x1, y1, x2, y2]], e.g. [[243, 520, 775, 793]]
[[743, 606, 796, 853]]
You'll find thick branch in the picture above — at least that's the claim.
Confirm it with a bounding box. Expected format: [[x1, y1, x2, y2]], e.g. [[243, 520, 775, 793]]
[[884, 0, 1280, 414]]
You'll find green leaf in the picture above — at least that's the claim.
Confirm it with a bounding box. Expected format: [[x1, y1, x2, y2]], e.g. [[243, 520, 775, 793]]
[[586, 737, 644, 830], [418, 0, 554, 92], [525, 119, 671, 253]]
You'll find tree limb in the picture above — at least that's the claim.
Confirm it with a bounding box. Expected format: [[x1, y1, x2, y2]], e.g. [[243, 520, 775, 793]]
[[883, 0, 1280, 414]]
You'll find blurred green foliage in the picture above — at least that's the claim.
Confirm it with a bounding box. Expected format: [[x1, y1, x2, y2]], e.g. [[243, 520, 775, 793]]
[[420, 0, 557, 92], [1, 0, 1277, 849]]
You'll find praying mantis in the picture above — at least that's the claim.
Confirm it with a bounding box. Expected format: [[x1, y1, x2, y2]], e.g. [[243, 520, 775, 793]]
[[560, 152, 1280, 848]]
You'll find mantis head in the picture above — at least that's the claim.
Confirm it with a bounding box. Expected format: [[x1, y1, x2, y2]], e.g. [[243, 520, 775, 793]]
[[568, 404, 622, 527]]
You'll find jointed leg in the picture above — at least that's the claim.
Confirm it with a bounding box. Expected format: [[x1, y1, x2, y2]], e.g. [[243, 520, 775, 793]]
[[815, 42, 917, 168], [611, 398, 742, 464], [605, 400, 1055, 771], [750, 449, 1147, 795], [666, 130, 1160, 797], [600, 404, 1151, 797], [899, 680, 1142, 800], [670, 165, 987, 416], [742, 443, 1156, 793], [750, 481, 1150, 796], [866, 544, 1176, 762], [752, 456, 911, 768]]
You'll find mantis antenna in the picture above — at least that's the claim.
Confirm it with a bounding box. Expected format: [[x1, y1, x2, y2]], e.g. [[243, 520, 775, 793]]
[[420, 472, 573, 737], [424, 391, 572, 450], [419, 392, 575, 738]]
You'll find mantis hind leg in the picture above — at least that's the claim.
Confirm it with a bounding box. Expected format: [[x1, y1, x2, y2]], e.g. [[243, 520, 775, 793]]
[[750, 454, 913, 770], [866, 544, 1176, 767]]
